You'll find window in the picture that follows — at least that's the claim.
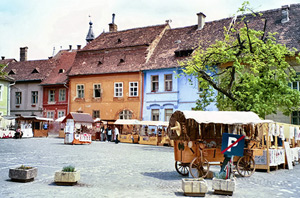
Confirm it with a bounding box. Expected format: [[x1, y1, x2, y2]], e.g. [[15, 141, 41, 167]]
[[164, 109, 173, 121], [0, 84, 3, 101], [59, 89, 66, 101], [151, 109, 159, 121], [47, 111, 54, 118], [48, 90, 55, 102], [151, 75, 159, 92], [58, 110, 65, 118], [164, 74, 172, 91], [292, 111, 300, 125], [15, 92, 22, 105], [114, 82, 123, 97], [119, 110, 132, 119], [77, 84, 84, 98], [291, 81, 300, 91], [31, 91, 38, 104], [93, 110, 100, 119], [93, 84, 101, 98], [129, 82, 138, 97]]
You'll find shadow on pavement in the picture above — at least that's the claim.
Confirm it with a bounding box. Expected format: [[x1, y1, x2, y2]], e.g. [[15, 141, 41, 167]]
[[141, 171, 184, 180]]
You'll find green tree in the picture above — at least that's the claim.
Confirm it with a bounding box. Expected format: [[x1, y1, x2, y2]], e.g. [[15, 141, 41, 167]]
[[181, 2, 300, 118]]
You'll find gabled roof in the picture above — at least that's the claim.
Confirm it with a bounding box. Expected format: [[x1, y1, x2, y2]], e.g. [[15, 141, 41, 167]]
[[0, 59, 16, 66], [4, 59, 57, 82], [144, 4, 300, 70], [82, 24, 168, 51], [69, 24, 169, 76], [41, 50, 77, 85], [62, 112, 94, 123]]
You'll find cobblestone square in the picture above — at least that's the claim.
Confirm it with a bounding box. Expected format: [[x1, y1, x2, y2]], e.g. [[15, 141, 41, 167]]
[[1, 138, 300, 198]]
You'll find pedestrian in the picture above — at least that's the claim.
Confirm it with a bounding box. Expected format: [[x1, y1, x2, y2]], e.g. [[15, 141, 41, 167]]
[[100, 124, 105, 141], [114, 125, 119, 144], [106, 126, 112, 142]]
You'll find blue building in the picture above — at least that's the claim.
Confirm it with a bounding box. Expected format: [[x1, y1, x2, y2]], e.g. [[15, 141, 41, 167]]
[[142, 17, 221, 121]]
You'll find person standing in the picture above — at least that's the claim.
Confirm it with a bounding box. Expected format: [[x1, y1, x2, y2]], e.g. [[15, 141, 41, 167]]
[[114, 125, 119, 144], [100, 124, 105, 141], [106, 126, 112, 142]]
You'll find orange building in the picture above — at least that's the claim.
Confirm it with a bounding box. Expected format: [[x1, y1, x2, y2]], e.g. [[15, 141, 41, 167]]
[[68, 18, 169, 122]]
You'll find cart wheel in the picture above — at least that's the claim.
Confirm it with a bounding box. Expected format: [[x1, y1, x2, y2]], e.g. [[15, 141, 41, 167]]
[[175, 161, 189, 176], [189, 157, 209, 178], [237, 156, 256, 177]]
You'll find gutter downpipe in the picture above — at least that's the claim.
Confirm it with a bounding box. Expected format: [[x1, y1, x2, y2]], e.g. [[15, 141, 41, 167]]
[[64, 82, 70, 115], [8, 81, 16, 115], [140, 71, 144, 120]]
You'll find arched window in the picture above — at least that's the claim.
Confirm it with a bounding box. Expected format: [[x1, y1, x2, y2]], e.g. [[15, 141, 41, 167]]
[[119, 110, 132, 119]]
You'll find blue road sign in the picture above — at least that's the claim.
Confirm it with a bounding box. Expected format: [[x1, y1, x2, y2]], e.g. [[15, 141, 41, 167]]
[[221, 133, 245, 157]]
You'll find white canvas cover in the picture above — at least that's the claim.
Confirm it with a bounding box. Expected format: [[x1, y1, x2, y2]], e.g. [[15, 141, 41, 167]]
[[140, 121, 169, 126], [114, 119, 141, 125], [180, 111, 273, 125]]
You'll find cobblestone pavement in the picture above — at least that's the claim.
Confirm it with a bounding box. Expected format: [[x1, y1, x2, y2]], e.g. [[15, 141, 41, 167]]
[[1, 137, 300, 198]]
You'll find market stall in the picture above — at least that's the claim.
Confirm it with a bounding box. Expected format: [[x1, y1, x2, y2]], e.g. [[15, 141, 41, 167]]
[[168, 110, 274, 177], [139, 121, 169, 146], [62, 112, 94, 145], [15, 116, 53, 137], [0, 116, 16, 138], [114, 119, 140, 143]]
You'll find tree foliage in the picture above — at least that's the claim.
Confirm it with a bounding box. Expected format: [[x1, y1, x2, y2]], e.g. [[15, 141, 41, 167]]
[[181, 2, 300, 118]]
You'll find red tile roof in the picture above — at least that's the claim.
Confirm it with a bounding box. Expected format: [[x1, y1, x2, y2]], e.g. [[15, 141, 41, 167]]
[[144, 4, 300, 70], [0, 59, 16, 66], [41, 50, 77, 85], [4, 59, 57, 82], [83, 24, 168, 51], [69, 24, 169, 76], [62, 112, 94, 123]]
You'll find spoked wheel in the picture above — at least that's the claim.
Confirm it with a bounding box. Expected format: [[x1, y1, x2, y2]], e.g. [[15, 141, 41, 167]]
[[175, 161, 189, 176], [237, 155, 256, 177], [189, 157, 209, 178]]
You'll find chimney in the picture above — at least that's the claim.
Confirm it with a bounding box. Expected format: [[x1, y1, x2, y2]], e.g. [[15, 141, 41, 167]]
[[281, 5, 289, 23], [1, 56, 4, 60], [77, 45, 81, 50], [109, 13, 118, 32], [197, 12, 206, 30], [20, 47, 28, 62], [69, 45, 72, 51]]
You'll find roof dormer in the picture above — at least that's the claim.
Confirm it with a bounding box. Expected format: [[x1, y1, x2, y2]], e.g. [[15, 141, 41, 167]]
[[31, 68, 39, 74]]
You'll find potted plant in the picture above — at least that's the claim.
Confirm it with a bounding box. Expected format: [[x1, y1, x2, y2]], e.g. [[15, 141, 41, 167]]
[[9, 165, 38, 182], [54, 165, 80, 185]]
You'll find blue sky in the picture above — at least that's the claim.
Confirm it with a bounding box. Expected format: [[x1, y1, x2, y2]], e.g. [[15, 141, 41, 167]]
[[1, 0, 299, 60]]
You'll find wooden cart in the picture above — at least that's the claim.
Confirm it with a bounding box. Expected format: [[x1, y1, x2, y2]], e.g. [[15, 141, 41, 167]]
[[168, 110, 273, 178]]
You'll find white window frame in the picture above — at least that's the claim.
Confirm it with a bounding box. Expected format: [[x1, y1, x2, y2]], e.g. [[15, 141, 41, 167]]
[[151, 109, 159, 121], [76, 84, 85, 98], [164, 109, 173, 121], [164, 74, 172, 91], [114, 82, 123, 97], [151, 75, 159, 92], [31, 91, 38, 104], [47, 111, 55, 118], [129, 82, 138, 97], [48, 90, 55, 102], [0, 84, 3, 101], [15, 92, 22, 105], [119, 110, 132, 119], [59, 88, 66, 101], [57, 110, 65, 118], [93, 84, 101, 98]]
